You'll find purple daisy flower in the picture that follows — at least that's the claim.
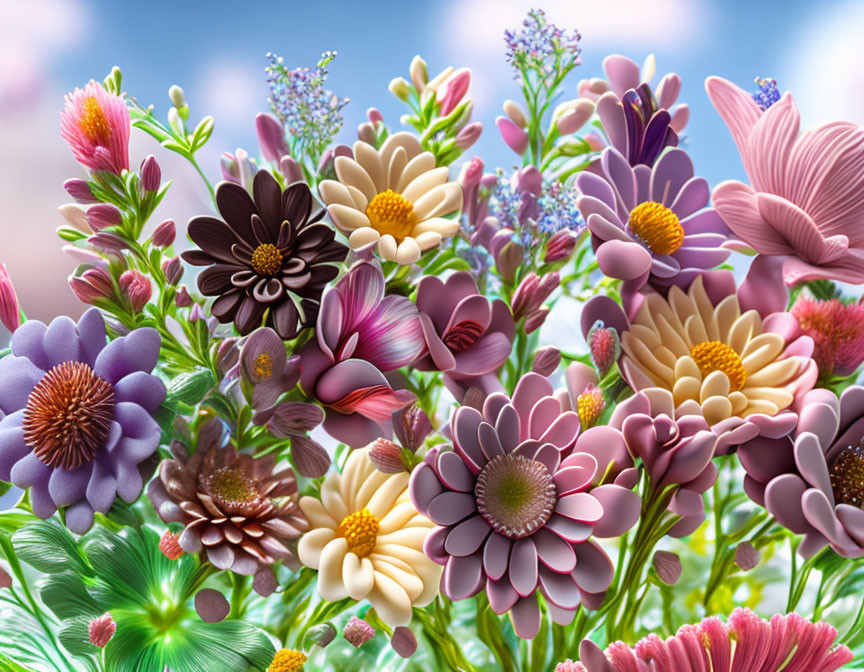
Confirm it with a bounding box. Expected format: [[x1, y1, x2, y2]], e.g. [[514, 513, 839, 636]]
[[738, 385, 864, 559], [577, 146, 730, 290], [410, 373, 638, 639], [0, 308, 164, 533]]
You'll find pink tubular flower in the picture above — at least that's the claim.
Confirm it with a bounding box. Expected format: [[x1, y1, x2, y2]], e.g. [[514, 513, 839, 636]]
[[790, 297, 864, 379], [88, 612, 116, 648], [0, 265, 21, 333], [566, 608, 851, 672], [707, 76, 864, 285], [60, 80, 130, 175], [139, 155, 161, 192], [436, 68, 471, 116], [119, 270, 152, 312], [300, 262, 425, 447], [497, 116, 529, 155], [69, 266, 115, 305]]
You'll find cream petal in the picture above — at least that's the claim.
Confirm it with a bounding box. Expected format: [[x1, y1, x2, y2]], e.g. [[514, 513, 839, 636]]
[[379, 501, 419, 535], [713, 295, 741, 341], [414, 560, 444, 607], [372, 558, 424, 601], [343, 553, 375, 600], [375, 527, 431, 549], [741, 387, 794, 410], [674, 356, 702, 380], [298, 528, 336, 569], [642, 387, 676, 416], [300, 496, 338, 529], [346, 185, 369, 211], [341, 448, 373, 504], [329, 204, 371, 233], [745, 358, 800, 387], [629, 324, 663, 350], [386, 147, 409, 191], [700, 370, 731, 403], [624, 336, 674, 386], [701, 395, 733, 425], [685, 314, 710, 346], [319, 180, 355, 207], [366, 473, 410, 519], [691, 279, 718, 340], [414, 231, 443, 251], [741, 333, 785, 372], [334, 156, 378, 203], [349, 227, 381, 249], [402, 167, 450, 203], [727, 311, 762, 354], [729, 391, 749, 415], [354, 468, 392, 511], [653, 346, 677, 370], [380, 132, 424, 171], [742, 399, 780, 417], [377, 234, 399, 262], [673, 376, 701, 406], [375, 543, 429, 566], [395, 152, 436, 193], [655, 314, 690, 357], [395, 237, 422, 265], [321, 472, 349, 522], [668, 285, 698, 330], [411, 217, 460, 238], [353, 141, 386, 192], [369, 571, 413, 626], [413, 183, 463, 221], [317, 537, 350, 601]]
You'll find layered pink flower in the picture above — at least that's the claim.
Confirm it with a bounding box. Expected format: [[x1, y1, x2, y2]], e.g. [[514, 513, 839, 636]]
[[300, 262, 425, 446], [706, 76, 864, 285], [60, 80, 130, 175], [790, 297, 864, 380]]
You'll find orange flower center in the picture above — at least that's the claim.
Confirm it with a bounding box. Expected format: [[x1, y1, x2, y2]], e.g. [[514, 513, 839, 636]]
[[337, 508, 380, 557], [251, 243, 283, 276], [366, 189, 415, 241], [627, 202, 684, 255], [254, 353, 273, 379], [79, 97, 113, 146], [577, 386, 606, 429], [690, 341, 747, 391], [268, 649, 308, 672]]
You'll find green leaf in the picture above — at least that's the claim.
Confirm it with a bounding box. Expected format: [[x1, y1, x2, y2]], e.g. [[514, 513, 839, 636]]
[[41, 572, 102, 620], [166, 368, 216, 406], [0, 508, 34, 535], [58, 616, 101, 657], [12, 520, 92, 576], [0, 653, 40, 671]]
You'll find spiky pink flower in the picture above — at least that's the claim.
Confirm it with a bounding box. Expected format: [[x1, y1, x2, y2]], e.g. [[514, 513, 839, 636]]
[[791, 297, 864, 379], [343, 616, 375, 648], [586, 320, 621, 378], [88, 612, 116, 648], [60, 80, 130, 175], [567, 609, 851, 671]]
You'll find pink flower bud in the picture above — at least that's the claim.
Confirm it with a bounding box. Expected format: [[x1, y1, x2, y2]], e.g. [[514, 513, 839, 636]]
[[175, 286, 193, 308], [653, 551, 682, 585], [576, 384, 605, 428], [455, 121, 482, 150], [88, 613, 116, 648], [162, 257, 183, 285], [544, 229, 578, 263], [0, 566, 11, 589], [367, 107, 384, 125], [152, 219, 176, 248], [88, 232, 128, 253], [159, 531, 184, 560], [69, 267, 115, 305], [64, 178, 98, 203], [58, 203, 91, 233], [437, 68, 470, 116], [357, 122, 376, 145], [584, 130, 606, 152], [496, 116, 529, 156], [495, 240, 523, 283], [119, 270, 151, 312], [553, 99, 594, 136], [343, 616, 375, 648], [280, 156, 305, 184], [139, 155, 161, 192], [586, 320, 621, 378], [189, 304, 205, 321], [0, 265, 21, 333], [255, 113, 290, 163], [86, 204, 122, 232], [525, 307, 549, 334], [459, 156, 484, 192], [734, 542, 760, 571], [511, 273, 539, 320], [394, 404, 432, 451], [503, 99, 527, 128], [513, 166, 543, 197], [390, 626, 418, 658], [368, 438, 407, 473], [536, 272, 560, 304], [531, 346, 561, 376]]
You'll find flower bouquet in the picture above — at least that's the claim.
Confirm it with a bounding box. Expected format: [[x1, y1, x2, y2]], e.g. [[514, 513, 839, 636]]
[[1, 8, 864, 672]]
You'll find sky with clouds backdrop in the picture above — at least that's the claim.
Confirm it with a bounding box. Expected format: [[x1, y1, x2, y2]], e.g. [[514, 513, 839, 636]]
[[1, 0, 863, 329]]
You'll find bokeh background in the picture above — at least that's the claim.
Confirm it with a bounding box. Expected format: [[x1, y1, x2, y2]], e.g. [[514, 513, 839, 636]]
[[2, 0, 862, 327]]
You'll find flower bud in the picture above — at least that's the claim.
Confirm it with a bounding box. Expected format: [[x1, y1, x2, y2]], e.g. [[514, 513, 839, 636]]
[[391, 626, 418, 658], [88, 613, 116, 648], [159, 531, 185, 560], [357, 122, 377, 145], [368, 438, 406, 474], [88, 232, 128, 253], [553, 99, 595, 136], [455, 121, 482, 150], [544, 229, 579, 263], [119, 270, 152, 312], [584, 130, 606, 152], [175, 286, 193, 308], [734, 542, 760, 571], [389, 77, 411, 102], [586, 320, 621, 378], [162, 256, 183, 285], [168, 84, 186, 109], [70, 267, 115, 305], [139, 155, 161, 192], [576, 384, 605, 428], [495, 240, 523, 283], [0, 566, 11, 589], [216, 337, 240, 375], [343, 616, 375, 647], [525, 307, 550, 334], [87, 204, 122, 231], [58, 203, 91, 233], [409, 55, 428, 92], [394, 404, 432, 451], [531, 346, 562, 376], [0, 265, 21, 334], [189, 304, 205, 322], [64, 178, 98, 203], [305, 623, 337, 649], [367, 107, 384, 125], [436, 68, 470, 116], [255, 112, 289, 163], [503, 99, 527, 128], [496, 116, 529, 156], [652, 551, 682, 585], [152, 219, 176, 248]]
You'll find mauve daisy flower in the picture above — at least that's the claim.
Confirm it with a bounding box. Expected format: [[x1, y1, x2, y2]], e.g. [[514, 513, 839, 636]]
[[297, 446, 442, 626], [318, 133, 463, 265], [60, 80, 130, 175], [239, 327, 301, 410], [147, 419, 309, 577], [790, 297, 864, 381], [300, 261, 425, 446], [0, 308, 164, 533], [182, 171, 348, 339], [566, 608, 851, 672], [410, 373, 639, 639], [576, 146, 730, 290]]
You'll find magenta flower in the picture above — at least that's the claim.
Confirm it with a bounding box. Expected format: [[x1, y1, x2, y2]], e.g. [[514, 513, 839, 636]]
[[300, 262, 425, 446], [410, 373, 638, 639], [414, 271, 514, 395], [60, 80, 130, 175], [88, 612, 116, 648], [0, 265, 21, 334], [739, 385, 864, 558], [565, 608, 851, 672], [707, 76, 864, 284], [790, 297, 864, 380], [576, 146, 730, 290]]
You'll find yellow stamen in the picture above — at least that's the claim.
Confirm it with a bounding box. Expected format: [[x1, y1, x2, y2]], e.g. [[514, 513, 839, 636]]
[[690, 341, 747, 391], [208, 467, 257, 504], [254, 353, 273, 380], [576, 387, 606, 429], [337, 508, 380, 558], [268, 649, 307, 672], [365, 189, 415, 241], [251, 243, 283, 276], [79, 97, 113, 146], [628, 202, 684, 255]]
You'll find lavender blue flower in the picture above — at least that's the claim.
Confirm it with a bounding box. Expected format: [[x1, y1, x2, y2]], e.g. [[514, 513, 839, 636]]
[[504, 9, 581, 84], [752, 76, 781, 111]]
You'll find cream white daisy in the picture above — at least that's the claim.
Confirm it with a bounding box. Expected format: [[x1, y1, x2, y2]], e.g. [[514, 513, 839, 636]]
[[297, 447, 442, 626], [318, 133, 462, 265]]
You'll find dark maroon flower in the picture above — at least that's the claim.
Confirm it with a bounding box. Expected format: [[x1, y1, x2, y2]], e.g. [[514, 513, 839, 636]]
[[182, 171, 348, 339]]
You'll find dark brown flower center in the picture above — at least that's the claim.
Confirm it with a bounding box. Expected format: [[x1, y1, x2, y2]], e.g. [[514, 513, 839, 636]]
[[475, 453, 556, 539], [443, 320, 484, 353], [251, 243, 283, 276], [830, 445, 864, 508], [207, 466, 259, 505], [22, 361, 115, 470]]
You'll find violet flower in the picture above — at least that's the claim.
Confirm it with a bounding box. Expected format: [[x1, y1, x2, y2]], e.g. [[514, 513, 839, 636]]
[[239, 327, 300, 410]]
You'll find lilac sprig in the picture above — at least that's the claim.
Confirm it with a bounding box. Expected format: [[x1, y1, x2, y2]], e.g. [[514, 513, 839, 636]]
[[752, 76, 781, 111], [504, 8, 581, 87]]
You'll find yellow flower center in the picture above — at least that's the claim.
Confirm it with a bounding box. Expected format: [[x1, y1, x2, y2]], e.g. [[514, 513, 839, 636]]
[[79, 96, 113, 146], [627, 202, 684, 255], [251, 243, 283, 276], [337, 508, 380, 558], [576, 386, 606, 429], [208, 467, 258, 504], [690, 341, 747, 391], [365, 189, 415, 242], [254, 353, 273, 379], [268, 649, 308, 672]]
